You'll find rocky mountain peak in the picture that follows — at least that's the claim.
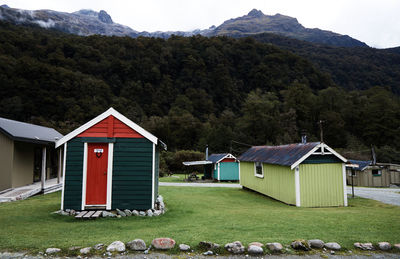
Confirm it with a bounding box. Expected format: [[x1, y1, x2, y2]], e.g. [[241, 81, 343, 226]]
[[248, 9, 264, 18], [98, 10, 113, 24]]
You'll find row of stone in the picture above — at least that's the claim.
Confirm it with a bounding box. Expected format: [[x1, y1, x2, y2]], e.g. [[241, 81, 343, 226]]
[[44, 238, 400, 256]]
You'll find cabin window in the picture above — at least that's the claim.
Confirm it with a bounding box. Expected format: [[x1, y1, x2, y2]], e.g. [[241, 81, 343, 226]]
[[255, 162, 264, 178], [372, 169, 382, 176]]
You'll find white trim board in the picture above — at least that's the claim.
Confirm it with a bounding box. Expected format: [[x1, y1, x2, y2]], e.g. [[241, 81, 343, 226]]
[[295, 166, 301, 207], [81, 142, 88, 210], [342, 163, 348, 207], [290, 143, 347, 170], [106, 143, 114, 210], [60, 143, 67, 210], [55, 107, 157, 148], [215, 153, 237, 164], [151, 143, 155, 209]]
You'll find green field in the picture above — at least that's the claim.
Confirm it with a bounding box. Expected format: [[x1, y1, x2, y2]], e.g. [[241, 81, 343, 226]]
[[159, 174, 189, 182], [0, 187, 399, 253]]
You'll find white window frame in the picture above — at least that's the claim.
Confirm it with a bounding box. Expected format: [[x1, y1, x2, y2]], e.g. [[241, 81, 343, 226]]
[[254, 162, 264, 178]]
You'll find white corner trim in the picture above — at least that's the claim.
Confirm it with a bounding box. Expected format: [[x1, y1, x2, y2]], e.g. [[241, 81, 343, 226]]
[[291, 144, 321, 170], [295, 166, 301, 207], [151, 143, 155, 209], [215, 153, 237, 164], [61, 143, 67, 210], [55, 107, 157, 148], [217, 163, 220, 180], [323, 144, 347, 163], [342, 163, 348, 207], [291, 143, 347, 170], [106, 143, 114, 210], [81, 142, 88, 210], [238, 161, 241, 184]]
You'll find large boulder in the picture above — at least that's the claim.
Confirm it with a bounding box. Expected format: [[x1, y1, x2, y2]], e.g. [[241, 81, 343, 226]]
[[124, 209, 132, 216], [151, 238, 176, 250], [80, 247, 91, 254], [291, 240, 310, 251], [378, 242, 391, 251], [354, 242, 374, 250], [127, 239, 147, 251], [199, 241, 220, 251], [106, 241, 126, 252], [394, 244, 400, 251], [179, 244, 191, 251], [132, 210, 139, 216], [308, 239, 325, 249], [248, 245, 263, 255], [248, 242, 263, 247], [266, 242, 283, 252], [45, 248, 61, 254], [116, 209, 126, 217], [225, 241, 245, 254], [324, 242, 341, 251]]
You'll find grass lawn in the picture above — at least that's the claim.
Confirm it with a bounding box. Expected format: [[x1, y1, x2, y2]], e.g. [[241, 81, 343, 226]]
[[0, 187, 399, 253], [159, 174, 189, 182]]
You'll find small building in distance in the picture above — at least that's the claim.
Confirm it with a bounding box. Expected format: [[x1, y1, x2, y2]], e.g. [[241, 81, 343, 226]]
[[55, 108, 166, 211], [238, 142, 348, 207], [0, 117, 63, 192], [346, 160, 396, 187], [208, 153, 239, 181]]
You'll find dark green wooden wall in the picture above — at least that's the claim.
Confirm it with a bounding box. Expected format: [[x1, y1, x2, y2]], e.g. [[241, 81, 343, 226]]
[[112, 138, 153, 210], [303, 154, 342, 164], [63, 137, 156, 210], [63, 138, 83, 210]]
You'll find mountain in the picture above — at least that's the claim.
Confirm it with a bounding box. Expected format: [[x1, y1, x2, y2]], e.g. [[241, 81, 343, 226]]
[[0, 5, 139, 37], [0, 5, 367, 47], [209, 9, 367, 47]]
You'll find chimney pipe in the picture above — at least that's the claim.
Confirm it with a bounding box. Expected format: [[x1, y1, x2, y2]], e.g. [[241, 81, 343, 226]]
[[301, 130, 307, 144], [206, 145, 209, 160]]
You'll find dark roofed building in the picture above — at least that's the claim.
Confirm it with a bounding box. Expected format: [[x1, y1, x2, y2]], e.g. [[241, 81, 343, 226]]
[[0, 117, 63, 191], [238, 142, 348, 207], [208, 153, 239, 181], [346, 159, 392, 187]]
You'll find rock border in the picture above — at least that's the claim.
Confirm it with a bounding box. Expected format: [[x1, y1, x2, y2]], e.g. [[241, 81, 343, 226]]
[[42, 239, 400, 257], [53, 195, 166, 218]]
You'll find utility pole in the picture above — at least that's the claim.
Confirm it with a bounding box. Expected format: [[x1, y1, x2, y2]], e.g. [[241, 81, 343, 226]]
[[318, 120, 324, 143]]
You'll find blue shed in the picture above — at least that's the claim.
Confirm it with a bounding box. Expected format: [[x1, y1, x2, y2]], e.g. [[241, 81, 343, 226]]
[[208, 153, 239, 181]]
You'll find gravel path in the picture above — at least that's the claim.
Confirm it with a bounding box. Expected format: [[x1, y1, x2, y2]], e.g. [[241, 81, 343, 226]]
[[160, 182, 241, 188], [347, 186, 400, 206]]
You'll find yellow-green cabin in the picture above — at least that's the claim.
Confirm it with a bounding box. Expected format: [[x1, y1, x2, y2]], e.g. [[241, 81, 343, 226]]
[[238, 142, 348, 207]]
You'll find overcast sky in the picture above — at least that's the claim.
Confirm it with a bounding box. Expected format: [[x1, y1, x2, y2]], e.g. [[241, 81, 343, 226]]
[[2, 0, 400, 48]]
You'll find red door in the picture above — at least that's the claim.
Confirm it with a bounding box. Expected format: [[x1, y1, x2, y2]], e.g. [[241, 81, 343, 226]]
[[86, 143, 108, 205]]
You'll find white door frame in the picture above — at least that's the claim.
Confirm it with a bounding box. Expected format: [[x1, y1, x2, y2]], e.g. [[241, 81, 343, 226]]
[[81, 142, 114, 210]]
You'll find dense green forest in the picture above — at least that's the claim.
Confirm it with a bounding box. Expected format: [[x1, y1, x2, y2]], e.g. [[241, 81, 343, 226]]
[[0, 22, 399, 162], [250, 33, 400, 94]]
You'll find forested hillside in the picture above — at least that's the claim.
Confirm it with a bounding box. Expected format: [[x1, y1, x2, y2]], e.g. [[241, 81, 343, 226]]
[[251, 33, 400, 94], [0, 22, 399, 162]]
